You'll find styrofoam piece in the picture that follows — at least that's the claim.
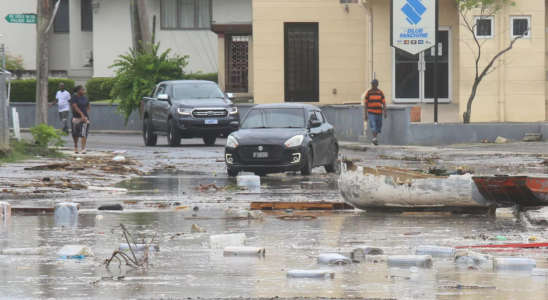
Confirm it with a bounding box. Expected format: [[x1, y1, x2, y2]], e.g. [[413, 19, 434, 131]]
[[1, 247, 44, 255], [223, 246, 265, 256], [0, 202, 11, 219], [493, 258, 536, 270], [112, 156, 126, 162], [352, 246, 384, 258], [237, 175, 260, 187], [455, 255, 488, 266], [415, 246, 456, 257], [317, 253, 352, 265], [532, 268, 548, 276], [56, 245, 95, 257], [118, 243, 159, 253], [210, 233, 246, 249], [54, 203, 78, 216], [286, 270, 335, 279], [387, 255, 433, 269], [88, 186, 128, 193]]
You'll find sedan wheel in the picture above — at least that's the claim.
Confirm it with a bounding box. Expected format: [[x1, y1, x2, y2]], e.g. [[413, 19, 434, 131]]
[[324, 144, 340, 174], [300, 147, 313, 176]]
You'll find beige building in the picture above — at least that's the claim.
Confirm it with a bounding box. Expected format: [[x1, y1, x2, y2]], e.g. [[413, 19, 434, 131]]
[[215, 0, 548, 123]]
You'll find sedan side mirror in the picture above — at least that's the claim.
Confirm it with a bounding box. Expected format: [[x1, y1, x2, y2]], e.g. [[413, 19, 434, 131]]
[[157, 94, 170, 101], [230, 121, 240, 129], [310, 120, 322, 128], [226, 93, 235, 100]]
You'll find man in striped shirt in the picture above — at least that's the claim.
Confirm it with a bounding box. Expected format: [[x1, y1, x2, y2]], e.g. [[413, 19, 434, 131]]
[[364, 79, 387, 146]]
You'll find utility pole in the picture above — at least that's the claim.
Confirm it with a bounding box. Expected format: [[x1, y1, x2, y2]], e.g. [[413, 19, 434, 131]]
[[35, 0, 50, 126], [135, 0, 152, 53], [0, 44, 8, 147]]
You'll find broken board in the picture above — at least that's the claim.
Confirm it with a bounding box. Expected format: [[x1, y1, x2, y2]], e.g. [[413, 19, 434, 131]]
[[250, 202, 354, 211]]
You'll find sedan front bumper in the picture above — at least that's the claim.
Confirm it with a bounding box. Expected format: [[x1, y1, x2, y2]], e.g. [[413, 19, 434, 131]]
[[225, 145, 307, 173]]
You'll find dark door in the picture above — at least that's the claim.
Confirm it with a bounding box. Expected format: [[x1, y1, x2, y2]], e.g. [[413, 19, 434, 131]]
[[284, 23, 319, 102], [225, 35, 249, 93], [152, 83, 168, 130]]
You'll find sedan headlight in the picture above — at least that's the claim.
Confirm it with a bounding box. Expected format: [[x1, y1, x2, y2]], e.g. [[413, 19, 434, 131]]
[[178, 108, 192, 115], [228, 107, 238, 115], [285, 135, 304, 147], [226, 135, 239, 148]]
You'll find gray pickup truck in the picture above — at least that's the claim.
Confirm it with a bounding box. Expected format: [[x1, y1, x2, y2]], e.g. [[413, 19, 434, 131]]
[[140, 80, 240, 147]]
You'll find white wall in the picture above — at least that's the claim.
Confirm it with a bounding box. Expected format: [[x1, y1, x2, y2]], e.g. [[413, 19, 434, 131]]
[[49, 32, 70, 71], [212, 0, 252, 24], [69, 0, 93, 74], [0, 1, 38, 69]]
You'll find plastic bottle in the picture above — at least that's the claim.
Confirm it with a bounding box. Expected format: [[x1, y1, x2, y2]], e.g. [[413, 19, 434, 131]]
[[118, 243, 159, 253], [286, 270, 335, 279], [532, 268, 548, 276], [493, 258, 536, 270], [415, 246, 456, 257], [455, 255, 488, 266], [352, 246, 384, 258], [223, 246, 265, 256], [317, 253, 352, 265], [237, 175, 260, 192], [387, 255, 433, 269]]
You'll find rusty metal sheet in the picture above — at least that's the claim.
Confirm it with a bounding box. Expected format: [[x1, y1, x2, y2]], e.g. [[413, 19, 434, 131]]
[[473, 176, 548, 207]]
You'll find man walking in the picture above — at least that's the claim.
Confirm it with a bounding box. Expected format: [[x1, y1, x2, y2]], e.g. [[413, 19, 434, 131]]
[[49, 83, 71, 134], [364, 79, 387, 146]]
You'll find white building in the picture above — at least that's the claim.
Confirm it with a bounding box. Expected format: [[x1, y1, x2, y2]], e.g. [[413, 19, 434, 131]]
[[0, 0, 228, 86]]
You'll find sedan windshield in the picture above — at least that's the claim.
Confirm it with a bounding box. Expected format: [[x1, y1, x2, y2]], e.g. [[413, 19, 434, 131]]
[[172, 83, 225, 100], [241, 108, 305, 129]]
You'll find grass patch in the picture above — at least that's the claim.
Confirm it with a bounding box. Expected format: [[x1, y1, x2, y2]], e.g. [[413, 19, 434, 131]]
[[0, 151, 33, 164], [0, 139, 66, 165], [94, 99, 121, 104]]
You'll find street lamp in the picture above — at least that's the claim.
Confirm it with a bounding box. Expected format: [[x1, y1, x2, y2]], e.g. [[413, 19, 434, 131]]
[[91, 0, 100, 13]]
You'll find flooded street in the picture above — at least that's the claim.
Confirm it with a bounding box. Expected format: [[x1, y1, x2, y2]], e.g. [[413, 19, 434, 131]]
[[2, 171, 548, 299]]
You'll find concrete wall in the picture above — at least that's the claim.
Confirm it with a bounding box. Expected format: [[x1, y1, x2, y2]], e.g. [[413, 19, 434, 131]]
[[212, 0, 252, 24], [252, 0, 369, 105], [68, 0, 94, 83], [9, 103, 364, 142]]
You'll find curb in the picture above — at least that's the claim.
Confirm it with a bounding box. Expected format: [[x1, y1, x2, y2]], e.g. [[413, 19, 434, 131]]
[[16, 128, 141, 135]]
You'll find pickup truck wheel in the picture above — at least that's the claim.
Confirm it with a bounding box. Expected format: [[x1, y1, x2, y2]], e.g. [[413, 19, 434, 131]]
[[203, 136, 216, 146], [300, 147, 313, 176], [143, 118, 157, 146], [167, 119, 181, 147], [227, 169, 239, 177]]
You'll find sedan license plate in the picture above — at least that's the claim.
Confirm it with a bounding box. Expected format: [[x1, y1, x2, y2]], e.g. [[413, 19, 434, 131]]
[[205, 119, 218, 124], [253, 152, 269, 158]]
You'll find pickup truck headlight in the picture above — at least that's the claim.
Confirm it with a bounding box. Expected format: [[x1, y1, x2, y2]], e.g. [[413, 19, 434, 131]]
[[178, 108, 192, 115], [226, 135, 239, 148], [228, 107, 238, 115], [285, 135, 304, 147]]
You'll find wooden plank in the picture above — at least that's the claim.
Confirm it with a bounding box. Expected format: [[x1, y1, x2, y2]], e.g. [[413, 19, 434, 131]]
[[402, 212, 451, 216], [250, 202, 353, 211], [12, 207, 54, 213]]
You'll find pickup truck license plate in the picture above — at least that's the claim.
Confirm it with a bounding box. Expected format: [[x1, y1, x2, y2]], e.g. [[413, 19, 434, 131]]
[[205, 119, 218, 124], [253, 152, 269, 158]]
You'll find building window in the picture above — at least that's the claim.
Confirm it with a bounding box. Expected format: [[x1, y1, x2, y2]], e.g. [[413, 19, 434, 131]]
[[53, 0, 69, 33], [226, 36, 249, 93], [284, 23, 319, 103], [161, 0, 212, 29], [474, 16, 493, 39], [81, 0, 93, 31], [511, 16, 531, 39]]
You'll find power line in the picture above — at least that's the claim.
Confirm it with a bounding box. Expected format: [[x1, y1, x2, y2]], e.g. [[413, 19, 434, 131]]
[[197, 30, 217, 74]]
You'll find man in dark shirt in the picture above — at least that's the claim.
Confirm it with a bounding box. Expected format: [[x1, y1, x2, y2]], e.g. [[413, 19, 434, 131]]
[[70, 85, 91, 154]]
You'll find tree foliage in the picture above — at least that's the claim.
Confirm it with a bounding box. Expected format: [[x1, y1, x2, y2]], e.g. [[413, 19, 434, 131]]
[[30, 124, 67, 148], [109, 42, 189, 124], [455, 0, 524, 124], [4, 52, 25, 70]]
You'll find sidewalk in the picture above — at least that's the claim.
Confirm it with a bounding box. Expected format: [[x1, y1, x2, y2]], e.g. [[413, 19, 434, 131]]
[[338, 141, 440, 152]]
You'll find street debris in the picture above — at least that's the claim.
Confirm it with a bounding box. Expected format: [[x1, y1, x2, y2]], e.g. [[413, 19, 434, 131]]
[[113, 156, 126, 162], [88, 186, 128, 193], [454, 250, 489, 266], [352, 246, 384, 258], [456, 242, 548, 249], [415, 246, 456, 257], [440, 285, 496, 290], [317, 253, 352, 265], [1, 247, 44, 255], [286, 270, 335, 279], [24, 163, 70, 171], [174, 206, 190, 211], [523, 133, 542, 142], [190, 224, 206, 233], [0, 201, 11, 219], [210, 233, 246, 249], [532, 268, 548, 276], [250, 202, 353, 211], [197, 183, 225, 191], [169, 232, 185, 240], [223, 246, 265, 257], [237, 175, 260, 191], [105, 224, 157, 268], [57, 245, 95, 258], [493, 258, 536, 269], [98, 204, 124, 211], [276, 214, 318, 220], [495, 136, 508, 144], [96, 215, 104, 220], [118, 243, 159, 253], [387, 255, 433, 269]]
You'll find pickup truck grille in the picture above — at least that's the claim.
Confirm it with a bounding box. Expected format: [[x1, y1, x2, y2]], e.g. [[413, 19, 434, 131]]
[[192, 109, 228, 118]]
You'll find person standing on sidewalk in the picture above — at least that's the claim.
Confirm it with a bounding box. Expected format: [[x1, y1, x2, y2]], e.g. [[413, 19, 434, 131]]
[[364, 79, 387, 146], [70, 86, 91, 154], [49, 83, 71, 134]]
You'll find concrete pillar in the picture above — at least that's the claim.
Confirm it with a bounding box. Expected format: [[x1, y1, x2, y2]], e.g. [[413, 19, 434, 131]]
[[217, 34, 226, 91]]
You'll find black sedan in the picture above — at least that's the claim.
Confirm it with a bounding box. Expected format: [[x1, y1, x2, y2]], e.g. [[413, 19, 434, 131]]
[[225, 103, 339, 176]]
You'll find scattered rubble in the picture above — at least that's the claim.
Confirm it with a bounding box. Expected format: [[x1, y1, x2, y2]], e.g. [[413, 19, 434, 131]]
[[98, 204, 124, 211]]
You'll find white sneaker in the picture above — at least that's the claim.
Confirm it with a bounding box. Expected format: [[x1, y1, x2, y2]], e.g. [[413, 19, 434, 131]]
[[373, 138, 379, 146]]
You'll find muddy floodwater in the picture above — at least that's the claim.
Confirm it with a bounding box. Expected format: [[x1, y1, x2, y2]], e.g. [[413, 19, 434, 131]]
[[1, 171, 548, 299]]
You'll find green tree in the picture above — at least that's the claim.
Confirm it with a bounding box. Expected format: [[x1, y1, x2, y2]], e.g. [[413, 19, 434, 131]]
[[109, 42, 189, 124], [5, 52, 25, 70], [455, 0, 527, 124]]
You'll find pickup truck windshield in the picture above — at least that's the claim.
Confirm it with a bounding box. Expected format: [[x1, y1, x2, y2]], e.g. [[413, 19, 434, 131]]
[[172, 84, 225, 100], [241, 108, 305, 129]]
